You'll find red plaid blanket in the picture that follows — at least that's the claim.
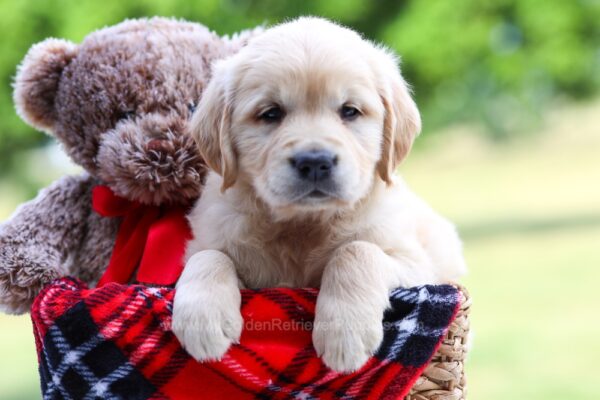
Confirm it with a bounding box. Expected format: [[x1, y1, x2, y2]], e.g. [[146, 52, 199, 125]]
[[31, 277, 460, 399]]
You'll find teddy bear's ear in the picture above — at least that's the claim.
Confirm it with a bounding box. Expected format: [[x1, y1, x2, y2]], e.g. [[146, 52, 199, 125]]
[[13, 38, 78, 132]]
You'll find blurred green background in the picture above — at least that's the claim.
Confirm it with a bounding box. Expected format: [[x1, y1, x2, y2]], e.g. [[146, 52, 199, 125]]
[[1, 0, 599, 399]]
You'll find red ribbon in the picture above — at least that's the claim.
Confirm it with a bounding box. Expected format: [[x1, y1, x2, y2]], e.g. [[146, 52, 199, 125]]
[[92, 185, 192, 287]]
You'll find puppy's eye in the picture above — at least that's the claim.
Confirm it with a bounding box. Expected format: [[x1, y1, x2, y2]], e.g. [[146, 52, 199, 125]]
[[340, 104, 361, 121], [258, 106, 285, 123]]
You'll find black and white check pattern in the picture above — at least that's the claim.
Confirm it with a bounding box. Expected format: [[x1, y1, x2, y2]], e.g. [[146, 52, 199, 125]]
[[39, 301, 155, 400], [377, 285, 458, 366], [34, 279, 460, 400]]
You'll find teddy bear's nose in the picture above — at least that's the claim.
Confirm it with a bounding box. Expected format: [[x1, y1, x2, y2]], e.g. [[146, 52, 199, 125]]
[[147, 139, 171, 152]]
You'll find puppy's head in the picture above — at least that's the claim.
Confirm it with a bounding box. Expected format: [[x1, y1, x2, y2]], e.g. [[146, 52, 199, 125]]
[[191, 17, 420, 219]]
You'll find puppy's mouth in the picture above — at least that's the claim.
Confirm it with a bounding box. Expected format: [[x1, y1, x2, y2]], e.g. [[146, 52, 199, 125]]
[[290, 186, 340, 204], [307, 190, 328, 199], [264, 178, 344, 209]]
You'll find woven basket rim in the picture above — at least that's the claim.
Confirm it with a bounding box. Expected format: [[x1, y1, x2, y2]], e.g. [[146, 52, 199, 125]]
[[405, 284, 471, 400]]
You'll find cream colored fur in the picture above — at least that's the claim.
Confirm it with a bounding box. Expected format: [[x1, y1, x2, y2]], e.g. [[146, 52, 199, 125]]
[[172, 17, 466, 373]]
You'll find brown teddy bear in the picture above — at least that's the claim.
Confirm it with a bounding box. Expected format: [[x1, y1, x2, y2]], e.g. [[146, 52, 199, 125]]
[[0, 17, 261, 314]]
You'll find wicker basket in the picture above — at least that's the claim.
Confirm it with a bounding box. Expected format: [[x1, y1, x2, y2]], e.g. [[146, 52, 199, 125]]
[[406, 286, 471, 400]]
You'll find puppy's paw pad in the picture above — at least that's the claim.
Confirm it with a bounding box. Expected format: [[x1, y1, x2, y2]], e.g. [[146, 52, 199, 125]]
[[315, 334, 372, 373], [172, 297, 243, 362], [313, 303, 384, 373]]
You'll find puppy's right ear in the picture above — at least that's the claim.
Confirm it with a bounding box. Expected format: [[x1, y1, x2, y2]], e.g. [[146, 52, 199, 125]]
[[189, 60, 238, 192], [13, 39, 78, 132]]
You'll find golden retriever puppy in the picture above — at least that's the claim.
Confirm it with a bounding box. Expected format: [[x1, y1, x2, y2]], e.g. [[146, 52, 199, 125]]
[[172, 17, 466, 373]]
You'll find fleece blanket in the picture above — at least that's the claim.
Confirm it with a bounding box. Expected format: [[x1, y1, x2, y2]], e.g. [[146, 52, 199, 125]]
[[31, 277, 459, 400]]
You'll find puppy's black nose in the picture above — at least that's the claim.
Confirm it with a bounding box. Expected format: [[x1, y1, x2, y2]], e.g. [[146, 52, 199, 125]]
[[290, 150, 337, 182]]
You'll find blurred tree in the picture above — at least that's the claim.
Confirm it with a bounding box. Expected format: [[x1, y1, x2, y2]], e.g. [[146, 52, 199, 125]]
[[383, 0, 600, 137], [0, 0, 599, 190]]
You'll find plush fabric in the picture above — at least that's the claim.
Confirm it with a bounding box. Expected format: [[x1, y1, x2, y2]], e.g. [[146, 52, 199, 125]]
[[1, 18, 263, 315], [31, 278, 460, 400], [0, 174, 119, 314], [13, 17, 260, 193]]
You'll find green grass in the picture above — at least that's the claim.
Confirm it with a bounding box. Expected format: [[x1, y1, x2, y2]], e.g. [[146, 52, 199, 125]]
[[463, 227, 600, 399], [401, 99, 600, 400], [1, 100, 599, 399], [0, 314, 40, 400]]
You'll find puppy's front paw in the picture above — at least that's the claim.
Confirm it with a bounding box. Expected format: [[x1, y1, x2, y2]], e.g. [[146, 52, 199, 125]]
[[313, 297, 384, 373], [172, 287, 243, 362]]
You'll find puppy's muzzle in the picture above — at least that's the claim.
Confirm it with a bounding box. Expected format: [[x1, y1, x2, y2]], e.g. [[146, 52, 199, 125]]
[[289, 150, 338, 182]]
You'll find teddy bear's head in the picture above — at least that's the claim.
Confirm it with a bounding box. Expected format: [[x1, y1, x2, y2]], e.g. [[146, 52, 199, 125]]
[[14, 18, 258, 205]]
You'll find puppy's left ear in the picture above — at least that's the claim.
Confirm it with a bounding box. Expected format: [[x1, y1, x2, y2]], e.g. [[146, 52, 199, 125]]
[[189, 60, 238, 192], [376, 51, 421, 184]]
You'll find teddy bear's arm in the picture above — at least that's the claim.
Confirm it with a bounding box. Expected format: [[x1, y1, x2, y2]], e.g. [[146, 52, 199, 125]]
[[0, 174, 117, 314]]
